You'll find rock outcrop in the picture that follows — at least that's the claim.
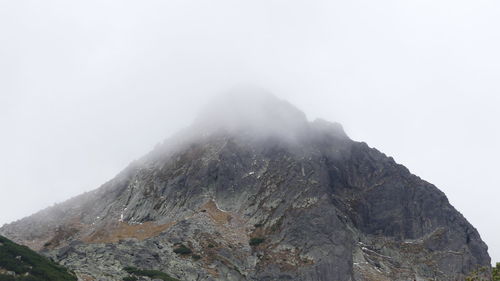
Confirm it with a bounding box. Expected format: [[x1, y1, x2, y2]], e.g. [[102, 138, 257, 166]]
[[0, 92, 491, 281]]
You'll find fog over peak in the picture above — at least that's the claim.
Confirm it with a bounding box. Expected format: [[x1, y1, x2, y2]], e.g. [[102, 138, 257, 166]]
[[145, 90, 350, 163], [192, 89, 310, 141], [1, 0, 499, 264]]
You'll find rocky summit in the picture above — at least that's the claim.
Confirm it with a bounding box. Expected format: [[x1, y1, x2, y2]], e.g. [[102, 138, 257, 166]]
[[0, 92, 491, 281]]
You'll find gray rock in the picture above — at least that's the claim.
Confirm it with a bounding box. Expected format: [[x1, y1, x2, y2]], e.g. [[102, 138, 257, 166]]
[[0, 93, 491, 281]]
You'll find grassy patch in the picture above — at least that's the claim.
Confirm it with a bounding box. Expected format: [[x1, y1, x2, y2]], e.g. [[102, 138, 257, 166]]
[[249, 237, 265, 246], [0, 235, 77, 281]]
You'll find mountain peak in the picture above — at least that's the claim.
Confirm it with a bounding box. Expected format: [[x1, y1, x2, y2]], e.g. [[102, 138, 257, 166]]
[[193, 89, 307, 138], [191, 89, 348, 143], [0, 92, 490, 281]]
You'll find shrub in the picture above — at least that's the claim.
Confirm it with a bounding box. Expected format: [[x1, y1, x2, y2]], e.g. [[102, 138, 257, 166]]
[[173, 244, 192, 255], [192, 254, 201, 261], [122, 277, 138, 281], [249, 237, 265, 246], [0, 235, 77, 281], [493, 262, 500, 281]]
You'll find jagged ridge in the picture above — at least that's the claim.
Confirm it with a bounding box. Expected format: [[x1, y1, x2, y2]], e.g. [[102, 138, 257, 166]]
[[0, 92, 491, 281]]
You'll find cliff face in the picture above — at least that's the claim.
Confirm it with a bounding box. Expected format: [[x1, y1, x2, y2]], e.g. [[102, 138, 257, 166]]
[[0, 93, 491, 281]]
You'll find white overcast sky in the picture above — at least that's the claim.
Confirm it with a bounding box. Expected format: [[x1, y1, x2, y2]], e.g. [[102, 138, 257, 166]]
[[1, 0, 499, 263]]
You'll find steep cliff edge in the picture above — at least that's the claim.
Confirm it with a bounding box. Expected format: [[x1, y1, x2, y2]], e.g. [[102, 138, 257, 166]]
[[0, 93, 491, 281]]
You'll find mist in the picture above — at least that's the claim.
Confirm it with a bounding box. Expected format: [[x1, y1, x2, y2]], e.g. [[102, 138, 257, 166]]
[[1, 0, 499, 263]]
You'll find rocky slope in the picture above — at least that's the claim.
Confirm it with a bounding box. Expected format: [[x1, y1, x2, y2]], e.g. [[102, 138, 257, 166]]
[[0, 93, 491, 281]]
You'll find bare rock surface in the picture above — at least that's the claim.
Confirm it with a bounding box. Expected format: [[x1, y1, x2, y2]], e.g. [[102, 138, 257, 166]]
[[0, 92, 490, 281]]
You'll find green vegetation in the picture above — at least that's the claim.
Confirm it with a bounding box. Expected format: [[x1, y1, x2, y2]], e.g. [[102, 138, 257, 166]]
[[493, 262, 500, 281], [173, 244, 192, 255], [253, 223, 263, 228], [249, 237, 265, 246], [191, 254, 201, 261], [0, 235, 77, 281], [123, 266, 179, 281]]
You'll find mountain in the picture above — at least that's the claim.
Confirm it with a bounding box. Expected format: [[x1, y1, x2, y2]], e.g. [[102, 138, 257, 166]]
[[0, 235, 77, 281], [0, 92, 491, 281]]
